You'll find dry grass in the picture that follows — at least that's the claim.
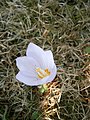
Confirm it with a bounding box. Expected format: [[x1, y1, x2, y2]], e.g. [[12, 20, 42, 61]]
[[0, 0, 90, 120]]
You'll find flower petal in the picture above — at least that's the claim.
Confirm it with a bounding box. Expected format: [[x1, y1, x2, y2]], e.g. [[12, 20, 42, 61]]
[[45, 50, 55, 70], [16, 56, 39, 76], [16, 71, 49, 86], [16, 64, 57, 86], [26, 43, 46, 68], [42, 64, 57, 83], [16, 72, 38, 86]]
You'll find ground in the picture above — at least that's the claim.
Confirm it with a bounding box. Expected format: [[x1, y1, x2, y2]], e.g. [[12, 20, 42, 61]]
[[0, 0, 90, 120]]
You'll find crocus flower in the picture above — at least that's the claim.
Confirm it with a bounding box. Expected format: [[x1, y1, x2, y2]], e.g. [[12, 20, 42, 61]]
[[16, 43, 57, 86]]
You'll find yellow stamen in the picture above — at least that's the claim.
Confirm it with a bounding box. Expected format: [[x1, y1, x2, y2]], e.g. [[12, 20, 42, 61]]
[[36, 68, 50, 79]]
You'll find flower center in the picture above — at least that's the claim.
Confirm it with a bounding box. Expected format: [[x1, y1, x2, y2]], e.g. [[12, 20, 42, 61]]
[[36, 67, 50, 79]]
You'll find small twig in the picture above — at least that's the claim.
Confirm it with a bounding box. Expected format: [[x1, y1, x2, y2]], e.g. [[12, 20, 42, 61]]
[[80, 85, 90, 91], [73, 51, 85, 63]]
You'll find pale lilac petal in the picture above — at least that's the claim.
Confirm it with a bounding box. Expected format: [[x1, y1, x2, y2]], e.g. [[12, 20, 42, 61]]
[[16, 56, 39, 76], [42, 64, 57, 83], [16, 72, 38, 86], [16, 71, 48, 86], [16, 64, 57, 86], [45, 50, 55, 70], [26, 43, 46, 68]]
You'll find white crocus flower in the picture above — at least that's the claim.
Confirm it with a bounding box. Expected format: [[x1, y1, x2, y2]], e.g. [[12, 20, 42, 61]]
[[16, 43, 57, 86]]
